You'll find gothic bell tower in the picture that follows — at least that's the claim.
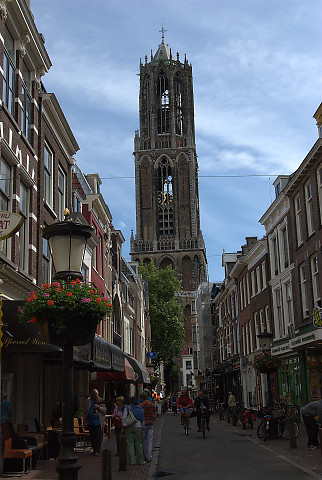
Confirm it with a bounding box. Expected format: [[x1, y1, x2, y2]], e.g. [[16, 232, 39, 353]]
[[130, 31, 207, 295]]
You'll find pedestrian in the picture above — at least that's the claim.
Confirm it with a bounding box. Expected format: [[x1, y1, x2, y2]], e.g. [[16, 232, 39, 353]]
[[1, 393, 12, 424], [139, 391, 156, 462], [194, 390, 211, 432], [171, 394, 178, 415], [143, 388, 153, 402], [227, 391, 237, 426], [163, 396, 169, 413], [122, 396, 145, 465], [301, 399, 322, 449], [112, 396, 125, 456], [84, 388, 107, 456]]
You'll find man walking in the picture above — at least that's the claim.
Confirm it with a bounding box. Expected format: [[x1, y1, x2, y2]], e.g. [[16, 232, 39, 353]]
[[194, 390, 210, 432], [84, 389, 107, 456], [139, 391, 156, 462]]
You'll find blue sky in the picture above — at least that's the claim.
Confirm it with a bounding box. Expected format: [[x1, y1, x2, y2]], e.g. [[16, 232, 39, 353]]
[[30, 0, 322, 282]]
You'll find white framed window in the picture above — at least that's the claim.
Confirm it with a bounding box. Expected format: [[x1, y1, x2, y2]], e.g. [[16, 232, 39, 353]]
[[251, 270, 255, 297], [246, 273, 250, 304], [284, 281, 293, 325], [265, 305, 271, 333], [19, 183, 29, 271], [57, 167, 66, 220], [0, 158, 12, 255], [294, 194, 303, 246], [243, 277, 247, 307], [281, 226, 289, 269], [262, 261, 267, 289], [73, 192, 82, 213], [249, 320, 253, 352], [299, 263, 308, 318], [2, 25, 15, 117], [305, 181, 314, 237], [256, 266, 261, 293], [259, 309, 264, 332], [44, 143, 53, 207], [21, 61, 31, 142], [311, 255, 320, 307], [272, 236, 279, 276], [317, 165, 322, 225], [42, 236, 51, 284], [274, 288, 284, 338], [254, 311, 259, 349]]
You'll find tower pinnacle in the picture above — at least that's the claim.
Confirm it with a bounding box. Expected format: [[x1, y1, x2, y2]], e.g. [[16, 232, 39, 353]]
[[159, 23, 167, 44]]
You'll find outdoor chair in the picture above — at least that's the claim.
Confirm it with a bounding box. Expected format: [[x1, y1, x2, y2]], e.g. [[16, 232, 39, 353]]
[[2, 423, 33, 473]]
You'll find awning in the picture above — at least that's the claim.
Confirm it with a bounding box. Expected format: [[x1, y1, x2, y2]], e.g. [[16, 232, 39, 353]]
[[125, 354, 151, 384], [2, 300, 62, 354], [92, 335, 124, 372], [96, 358, 136, 382]]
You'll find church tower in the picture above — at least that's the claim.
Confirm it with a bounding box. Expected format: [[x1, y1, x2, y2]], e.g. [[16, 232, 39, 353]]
[[131, 31, 207, 306]]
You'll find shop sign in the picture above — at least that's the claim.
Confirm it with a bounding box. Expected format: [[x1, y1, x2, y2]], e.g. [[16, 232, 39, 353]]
[[313, 307, 322, 328], [0, 211, 23, 240], [290, 333, 316, 348]]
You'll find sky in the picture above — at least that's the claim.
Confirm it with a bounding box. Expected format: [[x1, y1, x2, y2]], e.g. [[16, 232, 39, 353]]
[[30, 0, 322, 282]]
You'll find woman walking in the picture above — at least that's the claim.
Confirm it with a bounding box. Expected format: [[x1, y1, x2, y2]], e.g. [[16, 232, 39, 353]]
[[122, 396, 145, 465], [112, 396, 125, 456]]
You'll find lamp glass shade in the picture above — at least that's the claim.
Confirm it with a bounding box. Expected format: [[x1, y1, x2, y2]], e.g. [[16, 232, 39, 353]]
[[257, 331, 273, 351], [49, 234, 86, 275]]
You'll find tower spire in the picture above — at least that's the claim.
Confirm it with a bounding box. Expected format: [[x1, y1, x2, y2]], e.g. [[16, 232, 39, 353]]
[[159, 23, 167, 44]]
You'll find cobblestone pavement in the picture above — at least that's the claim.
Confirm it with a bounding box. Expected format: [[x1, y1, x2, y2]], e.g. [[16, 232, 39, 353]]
[[0, 416, 162, 480], [216, 414, 322, 478]]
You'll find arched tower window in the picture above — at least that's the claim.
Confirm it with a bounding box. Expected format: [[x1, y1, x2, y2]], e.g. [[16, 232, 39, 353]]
[[175, 72, 183, 135], [142, 75, 151, 138], [157, 156, 174, 237], [156, 71, 169, 134]]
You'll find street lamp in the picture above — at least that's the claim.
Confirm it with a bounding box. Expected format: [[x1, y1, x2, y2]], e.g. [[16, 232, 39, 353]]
[[257, 331, 274, 409], [42, 209, 93, 480]]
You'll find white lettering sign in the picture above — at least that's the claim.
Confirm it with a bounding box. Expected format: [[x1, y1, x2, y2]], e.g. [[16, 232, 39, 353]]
[[0, 211, 24, 240]]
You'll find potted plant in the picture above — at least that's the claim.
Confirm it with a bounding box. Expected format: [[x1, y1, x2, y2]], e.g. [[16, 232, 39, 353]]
[[252, 352, 283, 374], [18, 278, 112, 346]]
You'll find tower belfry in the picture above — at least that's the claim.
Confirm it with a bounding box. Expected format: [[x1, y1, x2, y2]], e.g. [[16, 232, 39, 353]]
[[131, 34, 207, 331]]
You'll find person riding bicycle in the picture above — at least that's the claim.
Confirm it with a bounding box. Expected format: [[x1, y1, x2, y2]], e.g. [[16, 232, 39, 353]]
[[177, 389, 193, 429], [194, 390, 210, 432]]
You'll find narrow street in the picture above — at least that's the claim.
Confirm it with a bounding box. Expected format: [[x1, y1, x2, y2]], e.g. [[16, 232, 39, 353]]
[[155, 413, 322, 480]]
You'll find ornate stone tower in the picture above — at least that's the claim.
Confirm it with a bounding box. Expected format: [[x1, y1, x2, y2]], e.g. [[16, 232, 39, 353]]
[[130, 32, 207, 297]]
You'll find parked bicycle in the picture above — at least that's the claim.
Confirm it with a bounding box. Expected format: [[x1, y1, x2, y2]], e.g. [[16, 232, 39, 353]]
[[257, 405, 299, 441]]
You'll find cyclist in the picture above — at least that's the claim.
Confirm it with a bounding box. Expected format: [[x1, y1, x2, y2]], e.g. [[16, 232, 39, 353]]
[[194, 390, 210, 432], [177, 389, 193, 429]]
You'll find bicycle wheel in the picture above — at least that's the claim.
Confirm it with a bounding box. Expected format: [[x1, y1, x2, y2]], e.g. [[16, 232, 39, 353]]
[[278, 418, 299, 439], [257, 419, 268, 439]]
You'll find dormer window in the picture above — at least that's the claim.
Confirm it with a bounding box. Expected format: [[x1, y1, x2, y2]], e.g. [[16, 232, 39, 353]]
[[275, 182, 281, 198]]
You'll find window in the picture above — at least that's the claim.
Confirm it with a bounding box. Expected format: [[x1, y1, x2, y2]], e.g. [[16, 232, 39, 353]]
[[157, 72, 169, 134], [284, 282, 293, 325], [0, 159, 11, 254], [251, 270, 255, 297], [44, 144, 53, 206], [239, 280, 244, 311], [57, 168, 65, 220], [82, 263, 89, 283], [311, 255, 320, 307], [19, 183, 29, 271], [256, 266, 261, 293], [299, 264, 308, 318], [265, 305, 271, 333], [272, 236, 279, 276], [42, 237, 51, 284], [185, 360, 192, 370], [317, 166, 322, 225], [262, 262, 267, 289], [73, 193, 82, 213], [275, 182, 281, 198], [175, 72, 183, 135], [275, 288, 284, 338], [305, 181, 314, 236], [2, 25, 15, 117], [21, 61, 31, 142], [294, 195, 303, 246], [281, 227, 289, 269], [157, 157, 173, 237]]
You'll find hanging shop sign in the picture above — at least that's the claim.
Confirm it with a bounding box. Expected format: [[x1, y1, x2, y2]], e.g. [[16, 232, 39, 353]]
[[0, 211, 24, 240], [313, 307, 322, 328]]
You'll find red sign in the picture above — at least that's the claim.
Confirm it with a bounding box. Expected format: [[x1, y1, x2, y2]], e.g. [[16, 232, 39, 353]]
[[0, 211, 24, 240]]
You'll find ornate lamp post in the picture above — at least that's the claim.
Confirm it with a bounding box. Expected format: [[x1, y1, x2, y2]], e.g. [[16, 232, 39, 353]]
[[42, 210, 93, 480], [257, 331, 274, 408]]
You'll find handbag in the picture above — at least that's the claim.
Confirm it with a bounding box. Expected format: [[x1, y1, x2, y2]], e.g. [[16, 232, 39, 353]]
[[122, 406, 137, 427]]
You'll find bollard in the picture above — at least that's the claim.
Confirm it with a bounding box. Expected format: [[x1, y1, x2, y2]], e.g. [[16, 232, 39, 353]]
[[101, 449, 112, 480], [288, 420, 297, 449], [119, 434, 127, 471]]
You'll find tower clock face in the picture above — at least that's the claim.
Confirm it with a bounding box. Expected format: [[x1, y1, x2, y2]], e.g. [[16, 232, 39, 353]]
[[158, 191, 173, 205]]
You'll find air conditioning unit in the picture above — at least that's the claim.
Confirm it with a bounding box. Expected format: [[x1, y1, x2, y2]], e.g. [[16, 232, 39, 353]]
[[287, 323, 295, 339]]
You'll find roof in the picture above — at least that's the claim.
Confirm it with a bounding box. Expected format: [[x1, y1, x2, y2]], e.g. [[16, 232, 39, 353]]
[[153, 39, 171, 65]]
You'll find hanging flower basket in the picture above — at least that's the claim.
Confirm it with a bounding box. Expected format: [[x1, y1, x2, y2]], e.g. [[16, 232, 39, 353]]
[[252, 353, 282, 374], [18, 279, 113, 346]]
